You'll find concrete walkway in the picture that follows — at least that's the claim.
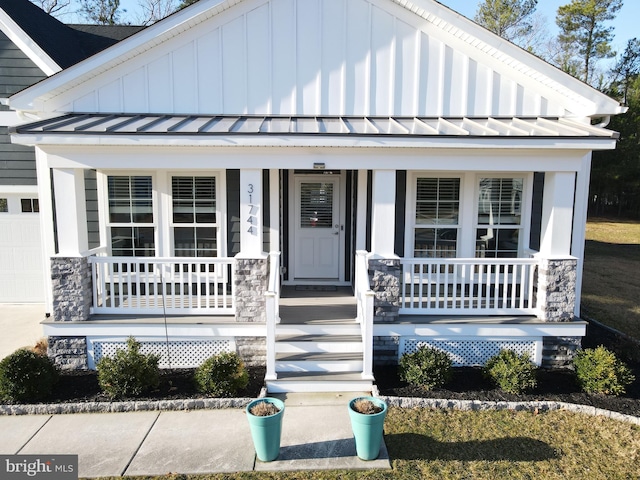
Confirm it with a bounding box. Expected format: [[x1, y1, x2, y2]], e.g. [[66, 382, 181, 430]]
[[0, 393, 391, 478], [0, 304, 46, 360]]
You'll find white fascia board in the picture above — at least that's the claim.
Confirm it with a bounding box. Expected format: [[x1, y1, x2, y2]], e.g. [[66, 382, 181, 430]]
[[0, 9, 61, 76], [8, 0, 237, 111], [373, 321, 587, 338], [0, 111, 20, 127], [36, 144, 589, 172], [9, 133, 618, 152], [393, 0, 624, 117], [43, 321, 266, 338], [0, 185, 38, 194]]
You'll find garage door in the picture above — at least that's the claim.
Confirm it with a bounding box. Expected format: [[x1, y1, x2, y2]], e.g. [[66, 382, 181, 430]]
[[0, 195, 45, 303]]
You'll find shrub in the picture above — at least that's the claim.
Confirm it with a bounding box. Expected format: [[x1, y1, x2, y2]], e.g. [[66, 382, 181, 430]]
[[96, 336, 160, 399], [0, 348, 58, 402], [194, 352, 249, 397], [399, 345, 453, 390], [573, 346, 635, 396], [483, 349, 537, 394]]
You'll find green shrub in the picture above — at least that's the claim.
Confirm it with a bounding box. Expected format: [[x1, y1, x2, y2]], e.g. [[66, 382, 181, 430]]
[[96, 337, 160, 399], [0, 348, 58, 402], [194, 352, 249, 397], [573, 346, 635, 396], [399, 345, 453, 390], [483, 349, 538, 394]]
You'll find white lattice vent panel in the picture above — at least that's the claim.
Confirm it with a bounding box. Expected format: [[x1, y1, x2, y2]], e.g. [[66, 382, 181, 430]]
[[93, 339, 233, 368], [401, 338, 540, 367]]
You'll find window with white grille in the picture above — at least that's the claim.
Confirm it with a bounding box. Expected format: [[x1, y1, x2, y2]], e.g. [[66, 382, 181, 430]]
[[172, 176, 218, 258], [107, 176, 155, 257], [413, 177, 461, 258]]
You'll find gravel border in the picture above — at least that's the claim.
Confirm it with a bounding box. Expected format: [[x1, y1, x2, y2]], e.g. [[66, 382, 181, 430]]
[[2, 386, 638, 426]]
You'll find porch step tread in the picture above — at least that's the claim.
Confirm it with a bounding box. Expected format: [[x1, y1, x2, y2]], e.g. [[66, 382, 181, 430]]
[[276, 334, 362, 342], [274, 371, 368, 382], [276, 352, 363, 361]]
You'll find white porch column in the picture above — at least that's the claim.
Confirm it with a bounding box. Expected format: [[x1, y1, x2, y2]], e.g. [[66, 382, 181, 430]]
[[35, 149, 55, 314], [370, 170, 396, 257], [238, 169, 265, 258], [269, 169, 280, 253], [356, 170, 368, 251], [539, 172, 575, 257], [52, 168, 88, 256], [572, 154, 593, 317]]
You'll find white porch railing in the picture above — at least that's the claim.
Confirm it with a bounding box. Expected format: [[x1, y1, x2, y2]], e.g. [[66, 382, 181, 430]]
[[265, 251, 281, 381], [400, 258, 538, 315], [355, 250, 375, 381], [89, 256, 235, 315]]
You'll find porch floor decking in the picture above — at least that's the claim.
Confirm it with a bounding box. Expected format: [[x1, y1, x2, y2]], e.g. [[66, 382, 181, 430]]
[[279, 286, 357, 325]]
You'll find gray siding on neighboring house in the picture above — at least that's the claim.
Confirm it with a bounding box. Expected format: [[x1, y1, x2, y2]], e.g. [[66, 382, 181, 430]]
[[0, 31, 45, 186]]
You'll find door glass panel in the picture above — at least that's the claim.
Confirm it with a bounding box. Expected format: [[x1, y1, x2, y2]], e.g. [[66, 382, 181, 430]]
[[300, 182, 333, 228]]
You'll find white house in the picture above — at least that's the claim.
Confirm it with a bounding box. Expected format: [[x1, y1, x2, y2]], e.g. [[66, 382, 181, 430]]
[[8, 0, 624, 392]]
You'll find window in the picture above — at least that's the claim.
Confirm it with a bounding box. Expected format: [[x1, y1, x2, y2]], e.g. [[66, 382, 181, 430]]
[[20, 198, 39, 213], [300, 182, 333, 228], [476, 177, 523, 258], [0, 198, 7, 213], [107, 176, 155, 256], [172, 176, 217, 257], [413, 177, 460, 258]]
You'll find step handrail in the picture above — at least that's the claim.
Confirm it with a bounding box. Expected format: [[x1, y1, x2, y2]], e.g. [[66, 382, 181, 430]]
[[265, 251, 281, 381], [355, 250, 375, 381]]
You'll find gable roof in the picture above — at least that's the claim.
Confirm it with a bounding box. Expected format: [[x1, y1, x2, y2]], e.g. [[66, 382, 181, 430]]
[[8, 0, 624, 119], [0, 0, 143, 75]]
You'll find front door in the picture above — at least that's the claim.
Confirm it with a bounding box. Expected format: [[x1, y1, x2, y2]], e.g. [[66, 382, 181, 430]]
[[293, 176, 341, 281]]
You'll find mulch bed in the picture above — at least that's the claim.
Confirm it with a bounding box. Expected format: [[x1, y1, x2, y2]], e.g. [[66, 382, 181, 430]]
[[9, 366, 266, 405], [3, 322, 639, 418], [375, 321, 640, 418]]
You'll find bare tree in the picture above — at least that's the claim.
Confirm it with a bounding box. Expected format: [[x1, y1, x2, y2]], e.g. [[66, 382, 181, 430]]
[[29, 0, 72, 15], [136, 0, 178, 25]]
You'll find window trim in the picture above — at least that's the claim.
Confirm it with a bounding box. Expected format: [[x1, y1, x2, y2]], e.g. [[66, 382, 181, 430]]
[[168, 172, 223, 258], [473, 173, 534, 258], [103, 173, 158, 257], [405, 172, 464, 258], [406, 171, 534, 259]]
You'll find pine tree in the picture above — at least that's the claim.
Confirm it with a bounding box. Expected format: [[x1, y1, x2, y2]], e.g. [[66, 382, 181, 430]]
[[556, 0, 623, 84]]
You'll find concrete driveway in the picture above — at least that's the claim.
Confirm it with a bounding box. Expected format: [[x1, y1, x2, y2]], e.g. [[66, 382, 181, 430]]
[[0, 304, 46, 360]]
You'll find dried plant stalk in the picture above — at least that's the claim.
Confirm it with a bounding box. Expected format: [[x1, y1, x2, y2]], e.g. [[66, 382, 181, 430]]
[[352, 399, 383, 414], [250, 401, 280, 417]]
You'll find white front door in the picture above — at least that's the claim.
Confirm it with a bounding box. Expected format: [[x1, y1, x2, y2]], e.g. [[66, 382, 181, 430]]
[[293, 176, 341, 281]]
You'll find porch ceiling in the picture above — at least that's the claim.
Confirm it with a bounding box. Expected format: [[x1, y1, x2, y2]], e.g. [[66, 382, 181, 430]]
[[11, 114, 618, 140]]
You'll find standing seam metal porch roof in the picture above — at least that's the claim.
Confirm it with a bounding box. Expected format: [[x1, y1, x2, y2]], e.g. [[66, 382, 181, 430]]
[[11, 114, 619, 139]]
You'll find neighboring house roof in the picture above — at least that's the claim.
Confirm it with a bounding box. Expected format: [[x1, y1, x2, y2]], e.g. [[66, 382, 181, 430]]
[[8, 0, 625, 120], [0, 0, 143, 75]]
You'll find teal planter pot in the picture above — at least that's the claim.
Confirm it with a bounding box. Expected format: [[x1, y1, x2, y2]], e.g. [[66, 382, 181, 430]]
[[348, 396, 388, 460], [246, 397, 285, 462]]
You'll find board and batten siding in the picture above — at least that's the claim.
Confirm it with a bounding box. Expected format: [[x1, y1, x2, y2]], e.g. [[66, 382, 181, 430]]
[[56, 0, 565, 118]]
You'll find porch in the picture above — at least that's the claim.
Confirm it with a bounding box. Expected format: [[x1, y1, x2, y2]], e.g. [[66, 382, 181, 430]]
[[44, 251, 585, 391]]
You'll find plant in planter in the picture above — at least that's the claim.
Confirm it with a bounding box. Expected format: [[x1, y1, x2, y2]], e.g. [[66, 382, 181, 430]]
[[348, 396, 387, 461], [245, 397, 285, 462]]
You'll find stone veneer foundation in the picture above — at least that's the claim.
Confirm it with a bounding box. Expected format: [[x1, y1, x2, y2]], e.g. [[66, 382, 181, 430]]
[[234, 258, 268, 323], [536, 258, 577, 322], [369, 257, 401, 323]]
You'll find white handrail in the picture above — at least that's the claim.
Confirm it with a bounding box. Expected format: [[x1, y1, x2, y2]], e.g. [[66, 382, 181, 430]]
[[355, 250, 375, 381], [265, 251, 281, 381]]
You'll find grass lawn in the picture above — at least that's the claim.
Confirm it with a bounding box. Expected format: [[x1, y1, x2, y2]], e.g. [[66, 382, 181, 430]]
[[94, 408, 640, 480], [582, 218, 640, 340]]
